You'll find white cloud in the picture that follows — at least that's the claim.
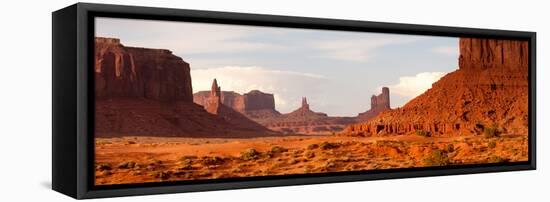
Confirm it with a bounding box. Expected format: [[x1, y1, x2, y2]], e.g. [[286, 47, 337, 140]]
[[433, 45, 458, 56], [313, 35, 427, 62], [387, 72, 447, 100], [97, 18, 459, 115], [96, 17, 285, 56], [191, 66, 327, 113]]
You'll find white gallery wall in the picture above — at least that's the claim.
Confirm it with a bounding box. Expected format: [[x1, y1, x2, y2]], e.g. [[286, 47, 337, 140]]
[[0, 0, 547, 201]]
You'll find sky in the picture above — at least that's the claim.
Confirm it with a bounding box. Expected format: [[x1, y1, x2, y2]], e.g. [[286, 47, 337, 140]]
[[95, 17, 459, 117]]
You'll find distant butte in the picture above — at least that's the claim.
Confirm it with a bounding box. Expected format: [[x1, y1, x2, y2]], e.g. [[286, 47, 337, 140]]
[[195, 85, 394, 135], [200, 79, 275, 133], [286, 97, 328, 118], [193, 87, 282, 120], [260, 97, 355, 135], [356, 87, 391, 121]]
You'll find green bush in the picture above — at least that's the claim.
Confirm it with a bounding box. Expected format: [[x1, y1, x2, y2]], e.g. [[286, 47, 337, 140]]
[[319, 142, 340, 150], [423, 149, 451, 166], [117, 161, 136, 169], [149, 159, 162, 166], [202, 156, 225, 166], [96, 163, 112, 171], [488, 141, 497, 148], [484, 125, 500, 138], [488, 155, 508, 163], [179, 159, 193, 170], [271, 146, 288, 153], [153, 171, 171, 180], [445, 144, 455, 153], [307, 143, 319, 150], [241, 148, 261, 161], [305, 151, 315, 159]]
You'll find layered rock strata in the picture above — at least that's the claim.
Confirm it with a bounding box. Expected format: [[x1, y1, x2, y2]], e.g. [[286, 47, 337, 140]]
[[95, 37, 193, 102], [356, 87, 391, 121], [200, 79, 274, 133], [194, 89, 281, 120], [343, 38, 529, 137], [95, 37, 276, 137]]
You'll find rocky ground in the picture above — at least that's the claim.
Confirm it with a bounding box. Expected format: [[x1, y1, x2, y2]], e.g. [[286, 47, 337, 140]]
[[95, 133, 528, 185]]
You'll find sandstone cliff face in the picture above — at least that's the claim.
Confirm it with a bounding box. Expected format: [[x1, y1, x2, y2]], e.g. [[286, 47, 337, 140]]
[[356, 87, 391, 121], [199, 79, 275, 133], [95, 37, 193, 102], [193, 89, 281, 119], [95, 38, 276, 137], [243, 90, 277, 111], [343, 38, 529, 137], [194, 91, 243, 111], [459, 38, 528, 70]]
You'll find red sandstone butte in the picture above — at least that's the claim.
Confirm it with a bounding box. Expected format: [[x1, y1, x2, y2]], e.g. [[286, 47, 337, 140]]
[[356, 87, 391, 121], [343, 38, 528, 137], [194, 88, 281, 120], [263, 97, 356, 135], [95, 37, 193, 102], [287, 97, 328, 118], [201, 79, 275, 133], [94, 37, 276, 137]]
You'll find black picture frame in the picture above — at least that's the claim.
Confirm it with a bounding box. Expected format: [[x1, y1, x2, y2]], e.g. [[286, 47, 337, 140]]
[[52, 2, 536, 199]]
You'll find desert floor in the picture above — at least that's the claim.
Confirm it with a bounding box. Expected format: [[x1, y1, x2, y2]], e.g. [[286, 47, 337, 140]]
[[95, 134, 528, 185]]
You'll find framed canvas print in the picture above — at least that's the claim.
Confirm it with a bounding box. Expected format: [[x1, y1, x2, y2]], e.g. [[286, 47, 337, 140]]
[[52, 3, 536, 199]]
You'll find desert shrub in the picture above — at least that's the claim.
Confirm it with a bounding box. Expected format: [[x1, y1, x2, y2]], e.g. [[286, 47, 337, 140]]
[[288, 159, 298, 164], [323, 160, 336, 169], [320, 142, 340, 150], [307, 143, 319, 150], [179, 155, 197, 164], [178, 157, 194, 170], [303, 165, 314, 173], [96, 163, 112, 171], [305, 151, 315, 159], [149, 159, 162, 166], [488, 141, 497, 148], [484, 125, 500, 138], [100, 170, 112, 176], [180, 158, 192, 164], [202, 156, 225, 166], [117, 161, 136, 169], [416, 130, 430, 137], [241, 148, 261, 161], [423, 149, 451, 166], [271, 146, 288, 153], [267, 146, 287, 158], [231, 167, 244, 173], [488, 155, 508, 163], [445, 144, 455, 153], [153, 171, 171, 180]]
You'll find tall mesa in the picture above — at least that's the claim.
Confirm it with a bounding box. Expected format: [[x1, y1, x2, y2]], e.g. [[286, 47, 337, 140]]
[[343, 38, 529, 137], [95, 37, 276, 137]]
